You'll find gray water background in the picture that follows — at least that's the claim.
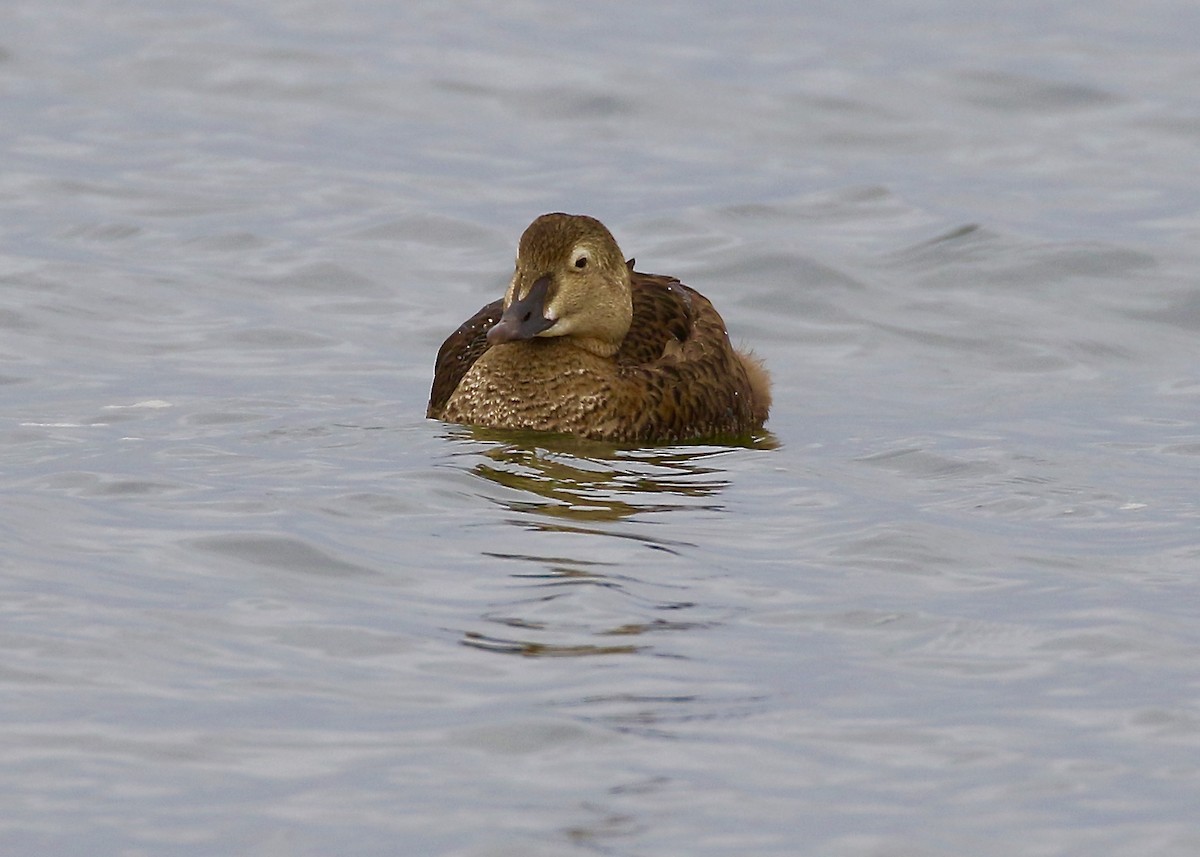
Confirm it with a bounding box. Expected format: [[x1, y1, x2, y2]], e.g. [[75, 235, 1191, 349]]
[[2, 1, 1199, 855]]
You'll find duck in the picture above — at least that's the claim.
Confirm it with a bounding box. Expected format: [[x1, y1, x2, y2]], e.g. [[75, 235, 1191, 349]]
[[427, 213, 770, 443]]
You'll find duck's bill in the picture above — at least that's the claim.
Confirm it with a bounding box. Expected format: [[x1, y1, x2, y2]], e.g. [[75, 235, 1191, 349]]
[[487, 275, 555, 344]]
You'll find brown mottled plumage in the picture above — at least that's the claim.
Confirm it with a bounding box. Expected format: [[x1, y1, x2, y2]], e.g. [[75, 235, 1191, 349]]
[[427, 213, 771, 443]]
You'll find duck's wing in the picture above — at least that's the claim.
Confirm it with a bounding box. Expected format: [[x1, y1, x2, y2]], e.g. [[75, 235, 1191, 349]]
[[613, 271, 767, 441], [618, 269, 695, 366], [427, 298, 503, 418]]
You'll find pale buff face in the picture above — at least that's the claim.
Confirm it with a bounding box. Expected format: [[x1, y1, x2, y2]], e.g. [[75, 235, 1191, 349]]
[[501, 213, 634, 355]]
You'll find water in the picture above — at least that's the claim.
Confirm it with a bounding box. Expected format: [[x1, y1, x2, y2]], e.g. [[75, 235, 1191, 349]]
[[2, 1, 1199, 855]]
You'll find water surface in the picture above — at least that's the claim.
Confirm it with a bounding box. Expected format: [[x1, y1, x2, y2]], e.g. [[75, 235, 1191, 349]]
[[2, 2, 1199, 855]]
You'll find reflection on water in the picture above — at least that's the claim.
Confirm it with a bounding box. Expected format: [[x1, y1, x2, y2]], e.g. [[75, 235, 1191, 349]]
[[461, 632, 642, 657], [448, 425, 776, 522], [463, 558, 713, 658], [442, 428, 772, 658]]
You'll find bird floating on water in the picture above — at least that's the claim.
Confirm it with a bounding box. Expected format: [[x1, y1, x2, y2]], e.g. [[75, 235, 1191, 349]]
[[427, 213, 770, 443]]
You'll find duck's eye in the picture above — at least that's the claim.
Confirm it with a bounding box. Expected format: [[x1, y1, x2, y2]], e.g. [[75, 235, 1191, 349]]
[[573, 254, 588, 269]]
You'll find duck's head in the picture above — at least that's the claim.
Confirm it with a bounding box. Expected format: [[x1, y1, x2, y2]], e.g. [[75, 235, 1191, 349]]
[[487, 213, 632, 357]]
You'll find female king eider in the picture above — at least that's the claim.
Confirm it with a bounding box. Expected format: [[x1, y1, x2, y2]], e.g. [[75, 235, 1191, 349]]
[[427, 213, 770, 443]]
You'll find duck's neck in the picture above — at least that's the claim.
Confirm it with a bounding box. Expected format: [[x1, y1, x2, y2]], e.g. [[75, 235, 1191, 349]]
[[484, 337, 610, 377], [567, 335, 621, 358]]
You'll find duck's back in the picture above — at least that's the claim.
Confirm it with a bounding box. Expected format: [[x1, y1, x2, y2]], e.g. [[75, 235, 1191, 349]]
[[607, 272, 768, 441], [616, 272, 695, 365], [428, 271, 769, 442], [428, 300, 502, 419]]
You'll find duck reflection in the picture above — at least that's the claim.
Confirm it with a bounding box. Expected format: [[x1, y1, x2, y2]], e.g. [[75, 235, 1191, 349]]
[[461, 552, 715, 658], [441, 425, 776, 659], [450, 424, 776, 523], [461, 631, 642, 657]]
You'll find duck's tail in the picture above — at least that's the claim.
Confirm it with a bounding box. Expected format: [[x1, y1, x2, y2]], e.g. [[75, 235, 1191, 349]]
[[737, 350, 772, 425]]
